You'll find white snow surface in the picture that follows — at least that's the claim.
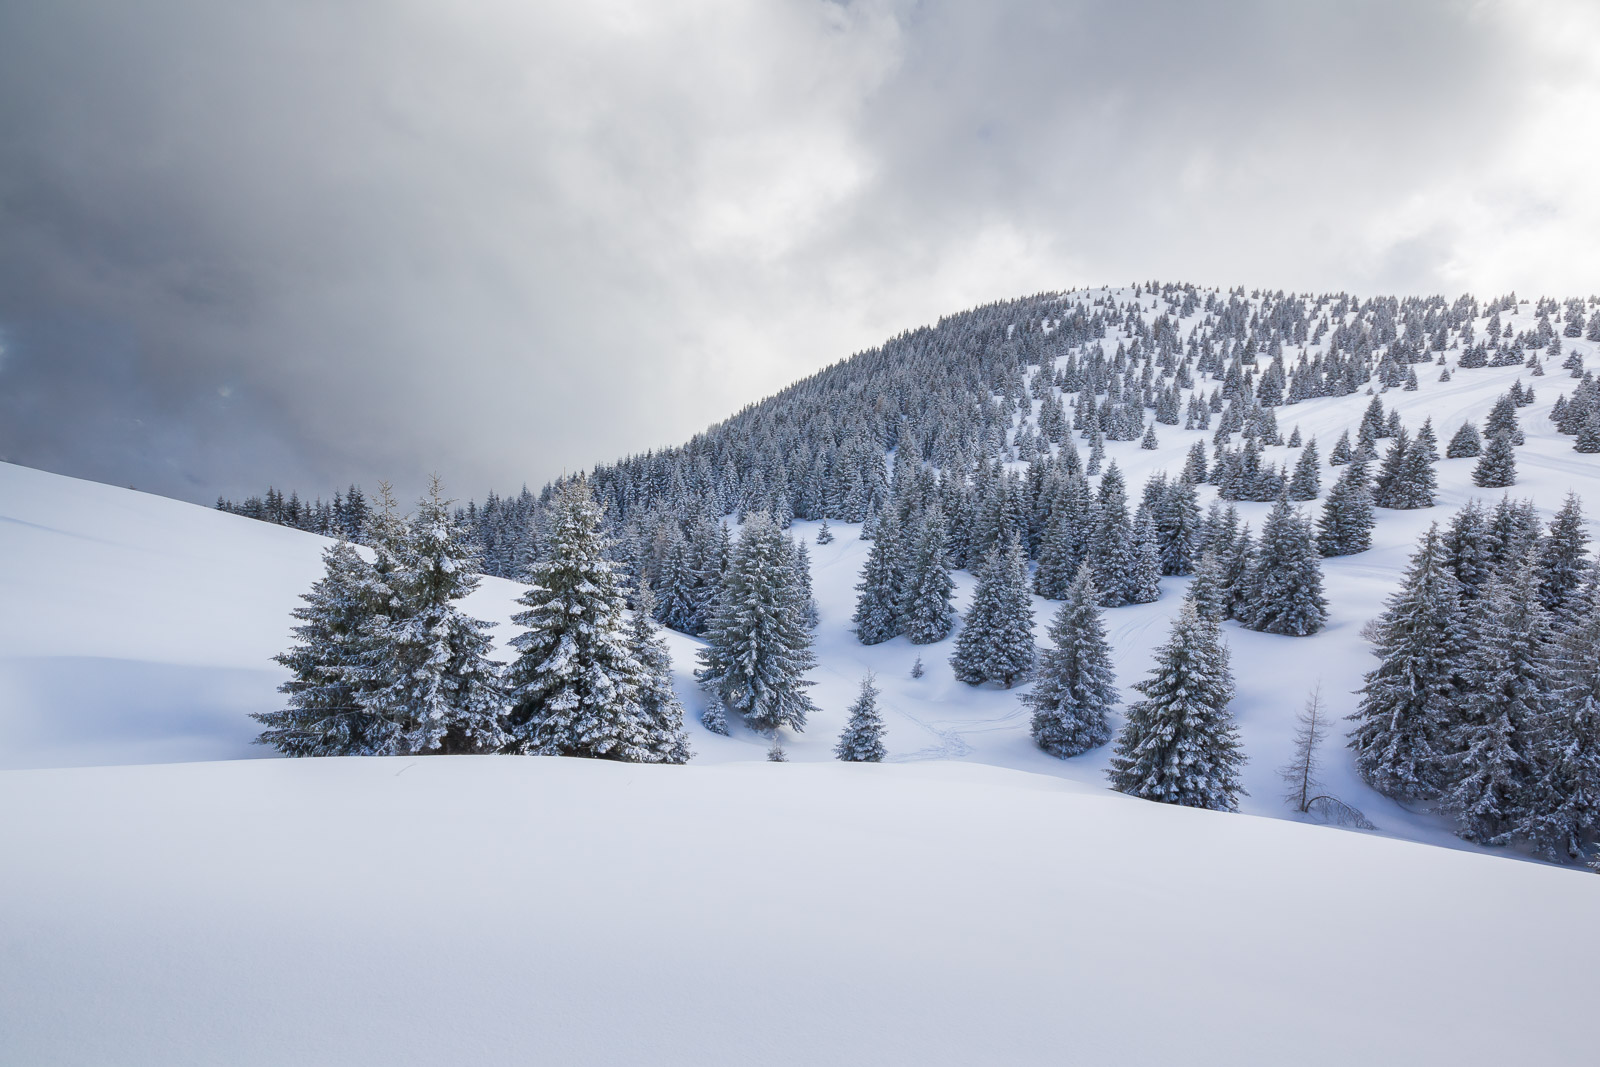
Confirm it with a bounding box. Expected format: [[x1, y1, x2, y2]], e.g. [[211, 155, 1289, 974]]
[[3, 288, 1600, 1062]]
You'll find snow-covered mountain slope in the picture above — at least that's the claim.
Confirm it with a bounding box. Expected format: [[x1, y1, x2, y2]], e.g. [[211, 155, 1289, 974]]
[[6, 288, 1599, 855], [2, 755, 1596, 1066]]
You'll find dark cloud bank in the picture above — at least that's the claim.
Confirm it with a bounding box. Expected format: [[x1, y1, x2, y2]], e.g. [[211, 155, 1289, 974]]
[[1, 0, 1593, 503]]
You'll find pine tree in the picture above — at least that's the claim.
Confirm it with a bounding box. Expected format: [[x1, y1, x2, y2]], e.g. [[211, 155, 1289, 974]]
[[1107, 604, 1246, 811], [1153, 479, 1201, 576], [853, 510, 903, 644], [949, 541, 1036, 688], [258, 539, 394, 756], [1472, 432, 1518, 488], [697, 513, 819, 733], [816, 519, 835, 545], [1448, 564, 1549, 843], [628, 584, 692, 764], [1023, 571, 1117, 758], [835, 674, 888, 762], [1349, 526, 1467, 800], [1243, 498, 1327, 636], [900, 508, 956, 644], [505, 478, 649, 760], [1446, 421, 1482, 458], [1316, 459, 1374, 557]]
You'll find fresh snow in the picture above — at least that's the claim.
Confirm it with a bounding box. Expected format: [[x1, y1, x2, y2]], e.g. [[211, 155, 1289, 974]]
[[2, 756, 1597, 1065]]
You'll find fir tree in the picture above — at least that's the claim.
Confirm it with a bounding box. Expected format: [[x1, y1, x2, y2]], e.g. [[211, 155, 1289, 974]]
[[1472, 432, 1518, 488], [1022, 571, 1117, 758], [700, 696, 730, 736], [1086, 462, 1134, 608], [949, 541, 1036, 688], [505, 478, 649, 759], [852, 509, 904, 644], [628, 584, 692, 764], [1127, 507, 1162, 604], [1184, 549, 1228, 624], [1107, 604, 1246, 811], [1448, 565, 1550, 844], [1243, 498, 1327, 636], [1517, 571, 1600, 858], [835, 673, 888, 762], [816, 519, 835, 545], [258, 539, 394, 756], [900, 508, 956, 644], [1534, 494, 1590, 615], [1348, 526, 1467, 800], [1316, 459, 1374, 557], [1287, 438, 1320, 501], [697, 513, 819, 733], [1446, 421, 1482, 459]]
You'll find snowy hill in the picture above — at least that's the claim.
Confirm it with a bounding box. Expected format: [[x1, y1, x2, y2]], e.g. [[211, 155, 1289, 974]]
[[4, 283, 1600, 1062]]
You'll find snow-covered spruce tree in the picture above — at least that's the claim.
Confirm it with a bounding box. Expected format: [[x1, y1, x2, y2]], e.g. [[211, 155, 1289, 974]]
[[1153, 478, 1201, 576], [1106, 603, 1246, 811], [696, 511, 818, 733], [258, 539, 393, 756], [1086, 461, 1134, 608], [816, 519, 834, 545], [900, 507, 955, 644], [1447, 563, 1550, 844], [1472, 432, 1518, 488], [1348, 526, 1468, 801], [1242, 497, 1327, 636], [1287, 438, 1320, 501], [1022, 570, 1116, 758], [628, 584, 692, 764], [358, 477, 506, 756], [949, 540, 1036, 688], [1184, 548, 1228, 624], [1517, 569, 1600, 859], [1033, 475, 1091, 598], [1535, 493, 1591, 615], [1446, 421, 1482, 459], [1127, 506, 1162, 604], [852, 509, 903, 644], [1316, 458, 1374, 557], [504, 477, 649, 760], [700, 696, 730, 736], [835, 673, 887, 762]]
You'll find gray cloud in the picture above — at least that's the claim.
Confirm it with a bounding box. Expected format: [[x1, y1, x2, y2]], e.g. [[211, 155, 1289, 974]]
[[1, 0, 1594, 504]]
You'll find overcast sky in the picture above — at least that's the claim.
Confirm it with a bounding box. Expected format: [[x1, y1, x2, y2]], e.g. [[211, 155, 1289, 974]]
[[1, 0, 1596, 504]]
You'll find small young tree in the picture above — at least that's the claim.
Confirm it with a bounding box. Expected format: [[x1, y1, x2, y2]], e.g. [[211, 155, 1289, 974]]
[[816, 519, 835, 545], [1281, 684, 1328, 814], [1472, 432, 1518, 488], [1107, 604, 1246, 811], [835, 673, 888, 762], [1446, 422, 1482, 458], [1022, 570, 1117, 758]]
